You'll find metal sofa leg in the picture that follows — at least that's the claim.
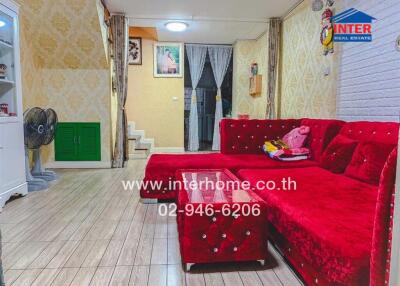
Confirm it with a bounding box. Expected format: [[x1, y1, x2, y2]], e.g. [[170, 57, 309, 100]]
[[185, 263, 194, 272], [140, 198, 158, 204]]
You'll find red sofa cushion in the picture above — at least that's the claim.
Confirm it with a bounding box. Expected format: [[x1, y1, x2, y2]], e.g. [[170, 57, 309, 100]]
[[144, 153, 317, 181], [142, 118, 344, 200], [141, 153, 318, 199], [320, 134, 358, 173], [237, 167, 378, 285], [345, 141, 395, 185], [300, 118, 345, 162]]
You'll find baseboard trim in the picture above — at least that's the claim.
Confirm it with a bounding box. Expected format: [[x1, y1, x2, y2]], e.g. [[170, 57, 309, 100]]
[[152, 147, 185, 154], [45, 161, 112, 169]]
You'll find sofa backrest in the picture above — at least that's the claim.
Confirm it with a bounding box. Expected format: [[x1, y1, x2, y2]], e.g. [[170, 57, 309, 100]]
[[301, 119, 345, 162], [338, 121, 399, 145], [220, 119, 302, 154]]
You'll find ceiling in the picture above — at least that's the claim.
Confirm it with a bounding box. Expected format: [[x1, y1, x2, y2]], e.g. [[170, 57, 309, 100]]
[[104, 0, 300, 44]]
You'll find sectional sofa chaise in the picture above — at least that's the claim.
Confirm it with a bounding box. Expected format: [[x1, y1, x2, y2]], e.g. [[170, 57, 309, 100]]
[[140, 118, 399, 286]]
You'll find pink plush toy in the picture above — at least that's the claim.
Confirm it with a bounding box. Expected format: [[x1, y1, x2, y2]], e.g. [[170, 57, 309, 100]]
[[282, 125, 310, 149]]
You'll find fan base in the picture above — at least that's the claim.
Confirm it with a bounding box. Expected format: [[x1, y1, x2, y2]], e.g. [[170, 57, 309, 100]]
[[27, 178, 48, 192], [32, 170, 58, 182]]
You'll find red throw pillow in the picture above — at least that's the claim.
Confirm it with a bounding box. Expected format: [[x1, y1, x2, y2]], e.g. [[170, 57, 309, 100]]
[[320, 135, 358, 173], [345, 141, 396, 185]]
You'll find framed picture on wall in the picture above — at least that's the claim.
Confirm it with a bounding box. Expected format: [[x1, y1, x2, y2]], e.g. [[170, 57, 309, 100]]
[[153, 42, 183, 77], [128, 37, 142, 65]]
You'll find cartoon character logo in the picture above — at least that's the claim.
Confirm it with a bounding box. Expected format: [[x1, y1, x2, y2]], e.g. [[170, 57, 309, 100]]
[[321, 8, 334, 55]]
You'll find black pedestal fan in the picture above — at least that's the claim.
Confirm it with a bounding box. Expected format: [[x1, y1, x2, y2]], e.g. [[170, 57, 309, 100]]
[[31, 108, 58, 181], [24, 107, 58, 192]]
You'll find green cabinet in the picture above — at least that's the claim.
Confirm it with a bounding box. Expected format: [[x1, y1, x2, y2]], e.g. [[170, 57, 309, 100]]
[[55, 123, 101, 161]]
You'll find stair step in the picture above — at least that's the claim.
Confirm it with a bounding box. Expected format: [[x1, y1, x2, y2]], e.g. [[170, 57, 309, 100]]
[[136, 143, 151, 150], [127, 122, 153, 160], [130, 149, 150, 159], [128, 135, 141, 141]]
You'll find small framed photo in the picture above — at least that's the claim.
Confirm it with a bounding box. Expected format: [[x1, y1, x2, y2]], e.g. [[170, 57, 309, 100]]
[[128, 37, 142, 65], [153, 42, 183, 77]]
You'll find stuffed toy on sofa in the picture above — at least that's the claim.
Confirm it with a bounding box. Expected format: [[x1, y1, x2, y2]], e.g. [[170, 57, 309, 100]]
[[263, 126, 310, 161]]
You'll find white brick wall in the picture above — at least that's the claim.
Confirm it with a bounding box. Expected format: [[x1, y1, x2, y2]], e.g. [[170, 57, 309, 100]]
[[337, 0, 400, 122]]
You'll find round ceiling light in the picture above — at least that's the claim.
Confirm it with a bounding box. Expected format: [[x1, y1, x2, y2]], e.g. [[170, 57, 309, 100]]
[[0, 21, 6, 28], [165, 22, 188, 32]]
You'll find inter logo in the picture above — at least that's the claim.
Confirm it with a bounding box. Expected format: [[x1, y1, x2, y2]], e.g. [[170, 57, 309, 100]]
[[332, 8, 376, 42]]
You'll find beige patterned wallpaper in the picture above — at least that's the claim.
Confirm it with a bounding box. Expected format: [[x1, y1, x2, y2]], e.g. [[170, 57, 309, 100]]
[[279, 0, 340, 119], [18, 0, 108, 69], [18, 0, 111, 164], [232, 30, 269, 119], [20, 23, 43, 109], [40, 69, 111, 163]]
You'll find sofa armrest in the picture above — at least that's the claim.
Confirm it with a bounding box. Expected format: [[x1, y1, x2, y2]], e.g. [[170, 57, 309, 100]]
[[219, 119, 302, 154], [370, 148, 398, 286]]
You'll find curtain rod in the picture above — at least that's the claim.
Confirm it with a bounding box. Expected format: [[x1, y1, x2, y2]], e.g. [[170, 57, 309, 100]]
[[185, 43, 233, 47]]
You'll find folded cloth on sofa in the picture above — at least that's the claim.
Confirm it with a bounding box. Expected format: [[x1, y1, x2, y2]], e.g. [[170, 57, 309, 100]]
[[263, 142, 310, 161], [263, 125, 311, 161]]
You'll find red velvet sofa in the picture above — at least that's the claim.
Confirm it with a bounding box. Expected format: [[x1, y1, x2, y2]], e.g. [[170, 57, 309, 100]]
[[140, 118, 398, 286], [140, 118, 344, 200]]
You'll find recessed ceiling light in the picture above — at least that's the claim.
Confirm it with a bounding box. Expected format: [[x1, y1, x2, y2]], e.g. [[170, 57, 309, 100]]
[[165, 22, 188, 32], [0, 21, 6, 28]]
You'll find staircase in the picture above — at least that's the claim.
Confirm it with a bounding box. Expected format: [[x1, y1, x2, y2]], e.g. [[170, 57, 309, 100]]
[[128, 122, 154, 159]]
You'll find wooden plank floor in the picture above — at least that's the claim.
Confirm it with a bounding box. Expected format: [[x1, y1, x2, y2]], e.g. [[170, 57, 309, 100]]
[[1, 159, 303, 286]]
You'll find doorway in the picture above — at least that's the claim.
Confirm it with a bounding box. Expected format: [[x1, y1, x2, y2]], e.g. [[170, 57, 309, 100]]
[[184, 52, 233, 151]]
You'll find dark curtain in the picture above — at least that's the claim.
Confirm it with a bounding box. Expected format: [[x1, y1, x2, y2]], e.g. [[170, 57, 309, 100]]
[[266, 18, 282, 119], [111, 15, 129, 168]]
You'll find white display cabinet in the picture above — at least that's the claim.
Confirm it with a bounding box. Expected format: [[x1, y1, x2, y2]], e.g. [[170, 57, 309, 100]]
[[0, 0, 27, 208]]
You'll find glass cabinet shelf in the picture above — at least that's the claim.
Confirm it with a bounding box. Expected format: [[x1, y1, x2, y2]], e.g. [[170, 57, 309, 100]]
[[0, 7, 17, 118]]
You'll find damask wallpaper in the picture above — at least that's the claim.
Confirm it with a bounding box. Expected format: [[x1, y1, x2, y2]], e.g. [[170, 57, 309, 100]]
[[18, 0, 108, 69], [279, 0, 340, 119], [17, 0, 111, 165], [232, 31, 269, 119], [40, 69, 111, 164], [20, 23, 43, 109]]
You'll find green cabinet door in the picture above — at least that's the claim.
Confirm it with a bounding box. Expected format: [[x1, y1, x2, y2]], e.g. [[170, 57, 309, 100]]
[[55, 123, 101, 161], [55, 123, 78, 161], [77, 123, 101, 161]]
